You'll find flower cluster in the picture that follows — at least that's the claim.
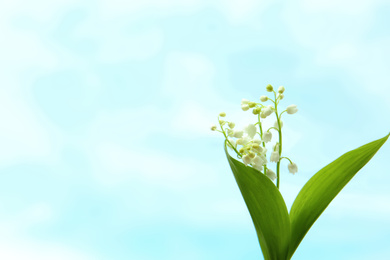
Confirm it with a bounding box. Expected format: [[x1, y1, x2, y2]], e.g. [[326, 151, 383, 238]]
[[211, 84, 298, 187]]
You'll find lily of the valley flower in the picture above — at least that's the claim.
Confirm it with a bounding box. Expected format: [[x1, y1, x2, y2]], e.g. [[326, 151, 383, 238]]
[[286, 104, 298, 114], [263, 132, 272, 143], [266, 168, 277, 181], [236, 137, 251, 146], [242, 154, 252, 165], [260, 106, 273, 118], [270, 143, 280, 162], [232, 130, 244, 138], [288, 162, 298, 174], [211, 83, 299, 187], [270, 151, 280, 162], [245, 124, 257, 139], [253, 155, 267, 166]]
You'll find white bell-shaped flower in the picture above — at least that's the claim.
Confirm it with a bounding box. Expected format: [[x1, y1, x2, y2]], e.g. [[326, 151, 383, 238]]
[[236, 137, 250, 146], [288, 162, 298, 174], [286, 104, 298, 114], [245, 124, 257, 139], [233, 130, 244, 138], [270, 151, 280, 162], [252, 155, 263, 166], [242, 154, 252, 165], [263, 132, 272, 143], [265, 169, 277, 181], [252, 139, 261, 144], [253, 164, 263, 172], [253, 155, 267, 166], [252, 143, 265, 154], [260, 106, 273, 118]]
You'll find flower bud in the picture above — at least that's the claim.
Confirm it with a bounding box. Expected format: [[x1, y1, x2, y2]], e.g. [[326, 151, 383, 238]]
[[260, 96, 268, 102], [252, 143, 260, 149], [241, 98, 249, 105], [248, 101, 256, 108], [219, 112, 226, 117], [239, 147, 245, 154], [219, 120, 226, 126], [286, 104, 298, 114], [211, 125, 217, 131], [266, 84, 273, 92], [228, 122, 235, 129], [278, 93, 284, 100], [288, 162, 298, 174], [236, 138, 244, 145], [241, 104, 250, 111], [249, 152, 256, 159], [252, 108, 260, 115], [278, 86, 285, 93]]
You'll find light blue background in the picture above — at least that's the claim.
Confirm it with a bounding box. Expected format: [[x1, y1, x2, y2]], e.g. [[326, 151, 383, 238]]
[[0, 0, 389, 259]]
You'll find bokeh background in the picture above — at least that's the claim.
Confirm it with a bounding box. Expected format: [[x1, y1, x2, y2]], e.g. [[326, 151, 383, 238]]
[[1, 0, 390, 259]]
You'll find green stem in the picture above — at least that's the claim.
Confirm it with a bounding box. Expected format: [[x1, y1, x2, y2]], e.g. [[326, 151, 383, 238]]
[[273, 91, 283, 189], [280, 156, 293, 164], [258, 114, 264, 141], [258, 114, 268, 175]]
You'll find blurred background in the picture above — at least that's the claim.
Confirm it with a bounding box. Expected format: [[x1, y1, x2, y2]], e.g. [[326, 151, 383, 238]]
[[0, 0, 390, 259]]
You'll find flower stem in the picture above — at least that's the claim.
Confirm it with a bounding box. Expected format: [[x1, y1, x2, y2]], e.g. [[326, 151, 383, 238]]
[[258, 114, 268, 175], [273, 91, 283, 189]]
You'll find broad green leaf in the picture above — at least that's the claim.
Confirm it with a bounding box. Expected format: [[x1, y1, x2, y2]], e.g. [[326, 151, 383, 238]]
[[225, 145, 290, 260], [288, 133, 389, 259]]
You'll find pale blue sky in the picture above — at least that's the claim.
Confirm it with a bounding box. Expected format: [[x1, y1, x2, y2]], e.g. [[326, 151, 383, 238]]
[[0, 0, 390, 259]]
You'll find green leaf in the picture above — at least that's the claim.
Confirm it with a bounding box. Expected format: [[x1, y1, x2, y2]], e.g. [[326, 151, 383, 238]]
[[225, 145, 290, 260], [288, 133, 390, 259]]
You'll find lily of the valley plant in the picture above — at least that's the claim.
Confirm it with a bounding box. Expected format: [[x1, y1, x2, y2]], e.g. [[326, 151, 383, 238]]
[[211, 85, 389, 260]]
